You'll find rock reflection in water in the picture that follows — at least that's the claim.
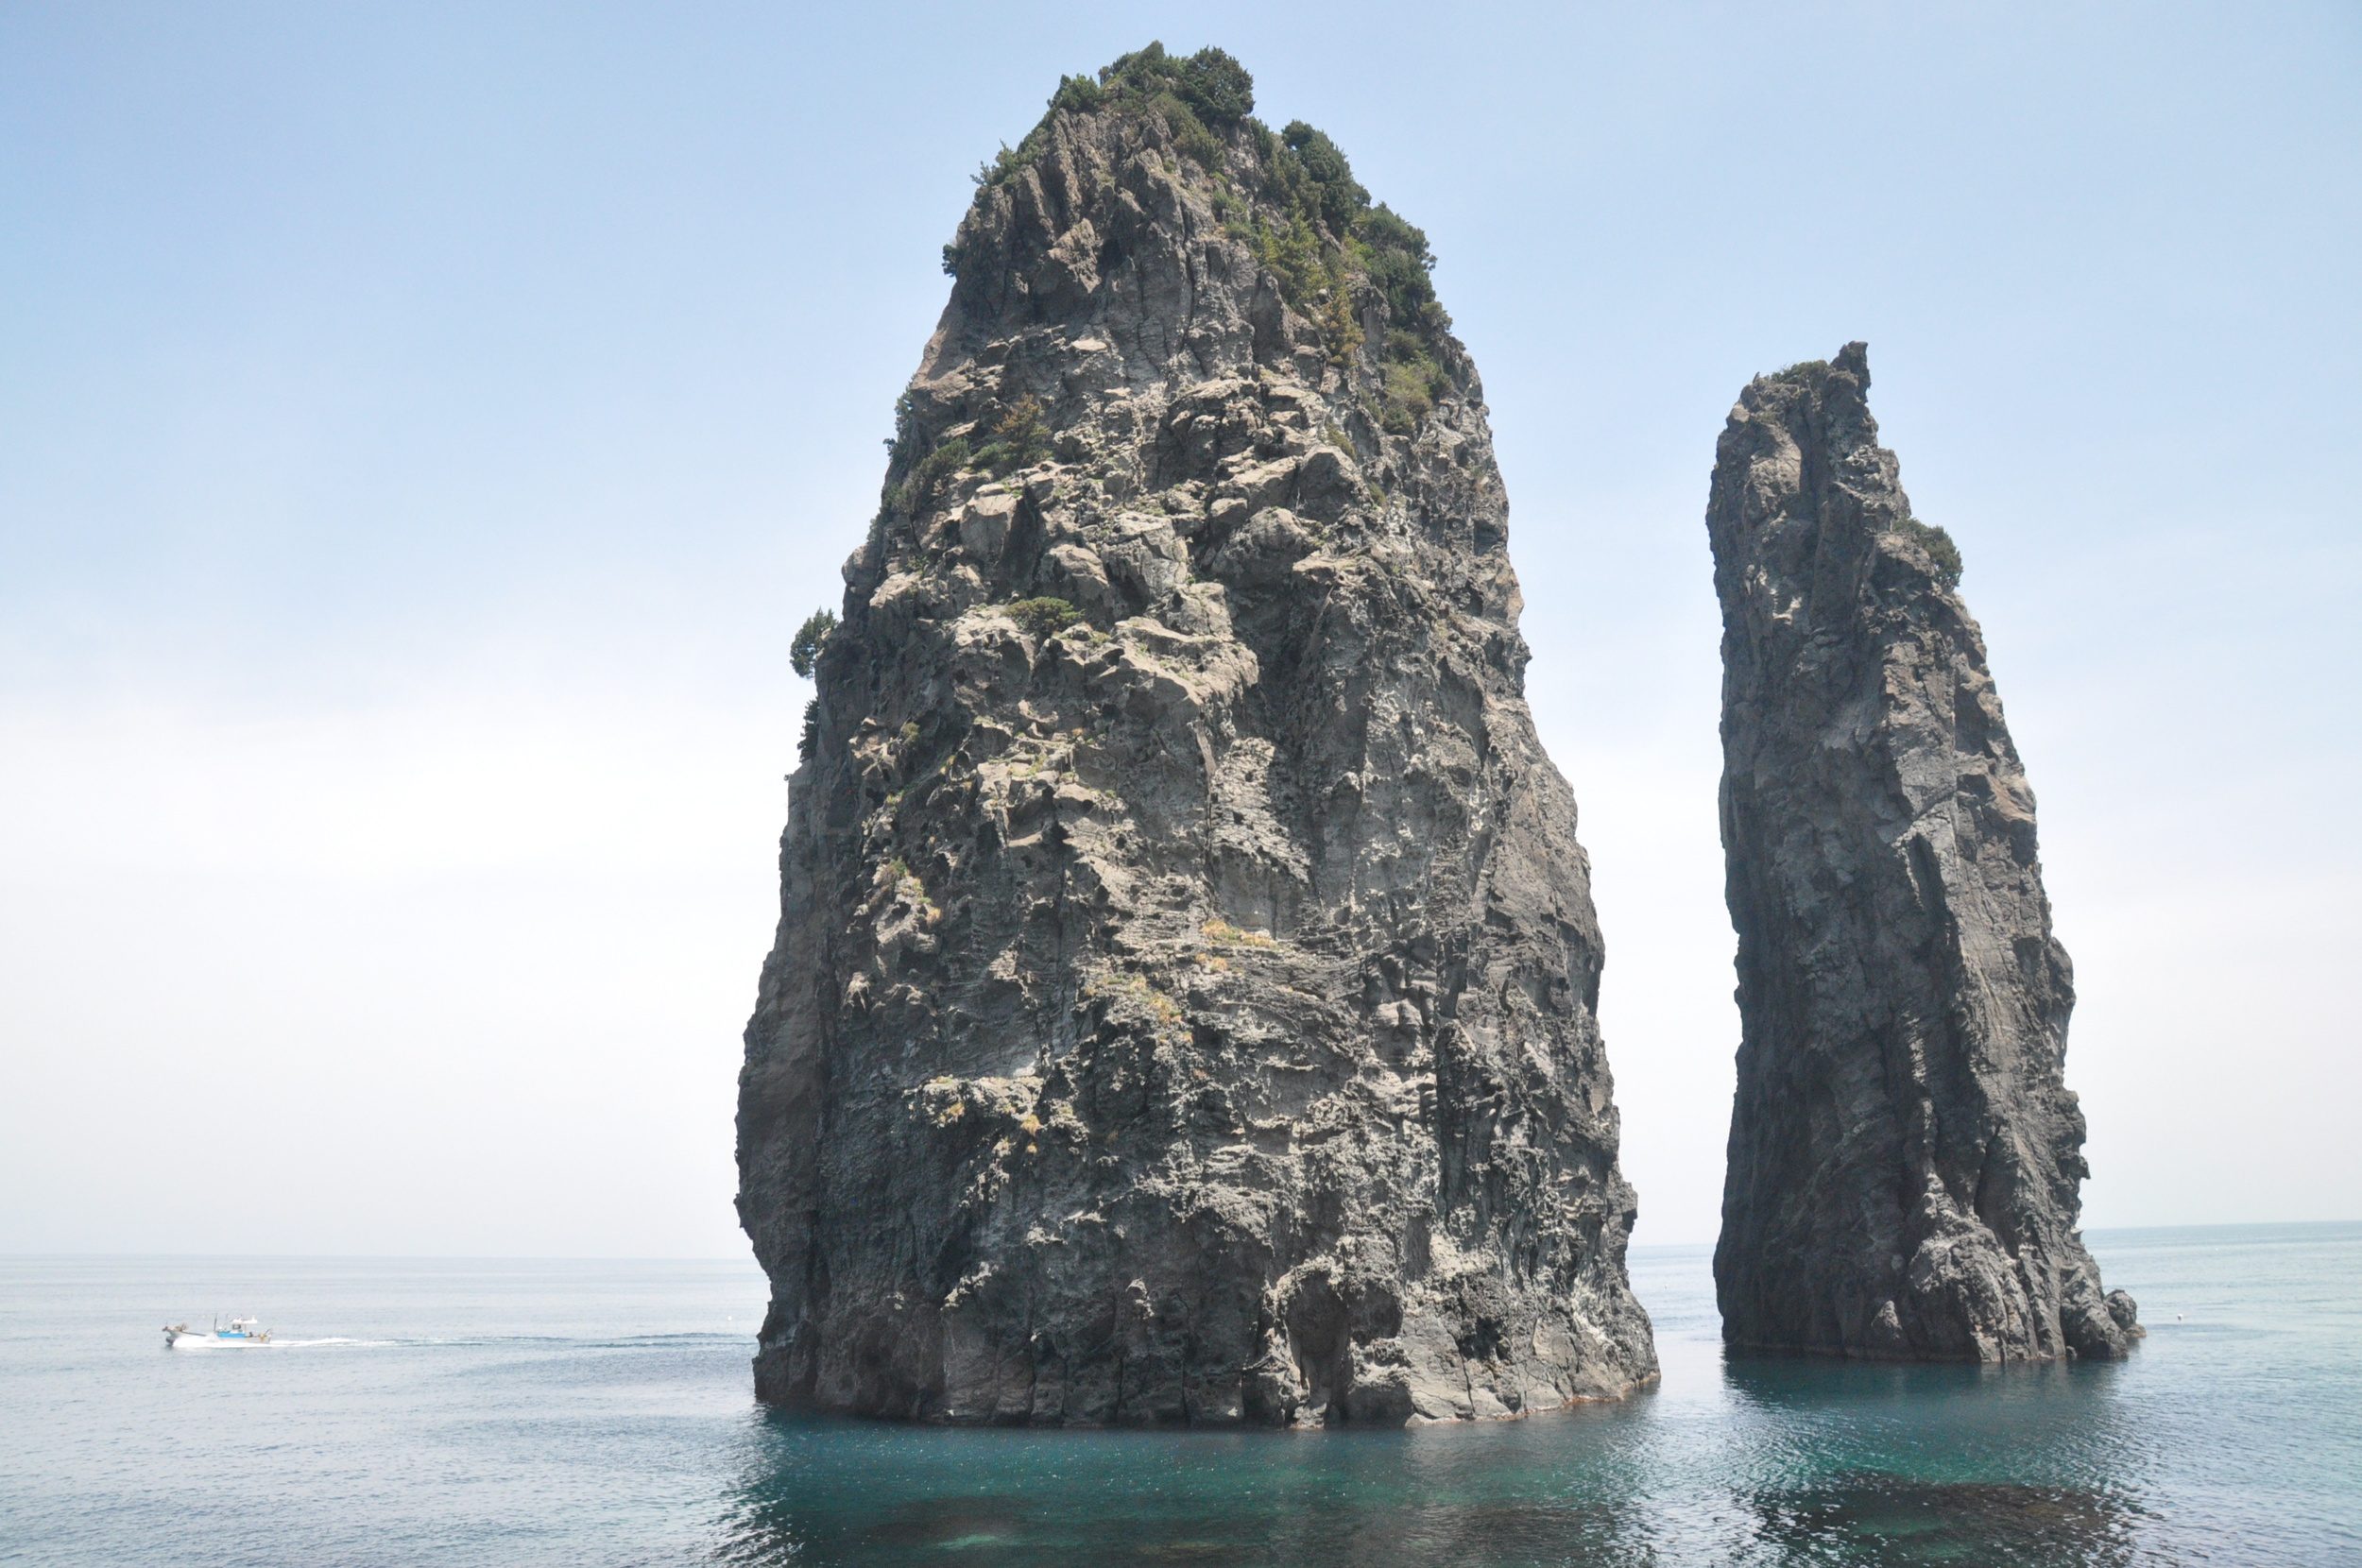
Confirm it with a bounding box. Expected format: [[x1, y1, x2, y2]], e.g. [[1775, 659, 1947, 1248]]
[[725, 1490, 1656, 1567], [1746, 1474, 2142, 1566], [711, 1329, 2156, 1566], [710, 1406, 1662, 1568], [1720, 1346, 2125, 1406]]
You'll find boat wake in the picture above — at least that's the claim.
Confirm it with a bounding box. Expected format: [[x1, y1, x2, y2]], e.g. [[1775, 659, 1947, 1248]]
[[266, 1337, 400, 1348]]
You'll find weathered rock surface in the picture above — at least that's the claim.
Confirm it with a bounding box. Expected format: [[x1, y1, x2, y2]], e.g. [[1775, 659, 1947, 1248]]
[[736, 48, 1655, 1425], [1707, 343, 2140, 1362]]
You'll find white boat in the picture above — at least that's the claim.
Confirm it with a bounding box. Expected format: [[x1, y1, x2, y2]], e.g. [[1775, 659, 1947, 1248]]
[[163, 1316, 271, 1348]]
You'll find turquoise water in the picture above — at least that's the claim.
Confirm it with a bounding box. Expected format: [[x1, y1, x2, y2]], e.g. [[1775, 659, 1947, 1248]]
[[1, 1226, 2354, 1565]]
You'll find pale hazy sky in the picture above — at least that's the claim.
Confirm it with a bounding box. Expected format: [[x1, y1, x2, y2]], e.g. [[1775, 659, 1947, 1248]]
[[4, 2, 2355, 1256]]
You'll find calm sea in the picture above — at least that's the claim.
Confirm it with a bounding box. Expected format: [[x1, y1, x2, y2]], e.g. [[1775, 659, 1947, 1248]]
[[1, 1225, 2353, 1565]]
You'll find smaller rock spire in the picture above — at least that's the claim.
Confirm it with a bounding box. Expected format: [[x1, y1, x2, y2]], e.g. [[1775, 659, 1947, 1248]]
[[1706, 345, 2140, 1362]]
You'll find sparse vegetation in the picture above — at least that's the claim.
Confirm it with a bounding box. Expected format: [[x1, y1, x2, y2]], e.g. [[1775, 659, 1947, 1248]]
[[976, 43, 1255, 193], [1083, 967, 1187, 1031], [971, 395, 1051, 475], [790, 608, 836, 679], [881, 394, 1048, 517], [956, 44, 1452, 425], [797, 697, 819, 762], [881, 391, 921, 463], [879, 392, 978, 517], [917, 1076, 967, 1127], [1357, 204, 1443, 336], [1005, 596, 1083, 638], [1202, 918, 1275, 948], [1890, 517, 1964, 589], [886, 435, 971, 518], [1239, 114, 1453, 409], [1379, 350, 1450, 435]]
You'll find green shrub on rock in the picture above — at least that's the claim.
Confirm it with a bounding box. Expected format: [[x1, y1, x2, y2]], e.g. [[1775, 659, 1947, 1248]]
[[971, 397, 1051, 475], [1357, 204, 1446, 337], [1100, 43, 1255, 129], [976, 43, 1256, 193], [1048, 73, 1105, 115], [791, 608, 837, 678], [888, 436, 971, 517], [961, 43, 1455, 425], [1279, 121, 1366, 231], [1005, 597, 1082, 638], [1890, 517, 1964, 589]]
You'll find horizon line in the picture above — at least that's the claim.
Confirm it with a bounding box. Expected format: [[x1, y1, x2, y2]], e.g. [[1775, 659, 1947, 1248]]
[[5, 1218, 2356, 1263]]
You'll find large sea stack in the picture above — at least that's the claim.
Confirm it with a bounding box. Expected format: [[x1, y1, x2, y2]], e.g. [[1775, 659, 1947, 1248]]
[[734, 47, 1656, 1424], [1706, 343, 2140, 1361]]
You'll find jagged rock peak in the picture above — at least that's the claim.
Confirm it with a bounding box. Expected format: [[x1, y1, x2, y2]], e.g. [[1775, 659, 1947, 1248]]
[[1706, 344, 2141, 1362], [735, 43, 1657, 1426]]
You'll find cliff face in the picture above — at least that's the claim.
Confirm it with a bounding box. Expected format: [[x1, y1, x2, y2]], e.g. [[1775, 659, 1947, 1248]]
[[733, 47, 1655, 1426], [1707, 344, 2140, 1362]]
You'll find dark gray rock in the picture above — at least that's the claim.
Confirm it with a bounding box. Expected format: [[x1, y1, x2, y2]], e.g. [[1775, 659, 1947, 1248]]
[[735, 53, 1656, 1425], [1707, 343, 2139, 1362]]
